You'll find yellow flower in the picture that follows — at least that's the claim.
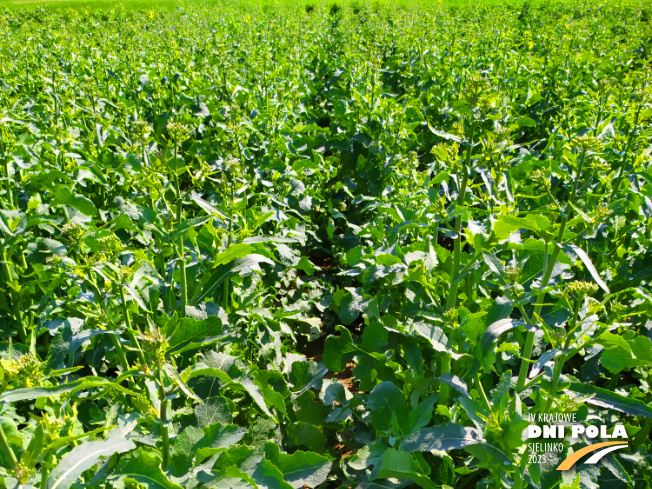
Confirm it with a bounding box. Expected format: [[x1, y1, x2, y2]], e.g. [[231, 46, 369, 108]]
[[528, 41, 533, 49], [148, 11, 154, 18]]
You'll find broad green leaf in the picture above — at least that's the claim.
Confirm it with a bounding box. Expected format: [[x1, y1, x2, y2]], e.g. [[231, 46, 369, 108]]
[[170, 426, 203, 476], [112, 448, 183, 489], [408, 393, 438, 435], [411, 322, 460, 359], [251, 458, 294, 489], [123, 282, 150, 312], [482, 251, 505, 277], [0, 378, 136, 403], [195, 396, 233, 426], [285, 422, 326, 452], [199, 422, 246, 451], [0, 416, 21, 451], [427, 125, 462, 142], [493, 214, 551, 241], [289, 360, 327, 395], [167, 316, 224, 351], [65, 328, 114, 365], [569, 383, 652, 418], [480, 318, 533, 358], [52, 187, 97, 216], [368, 381, 409, 434], [264, 444, 331, 489], [401, 423, 484, 452], [48, 438, 135, 489], [491, 370, 511, 410], [346, 246, 364, 266], [631, 336, 652, 360], [22, 423, 45, 469], [516, 115, 537, 127], [191, 254, 274, 305], [352, 355, 378, 392], [205, 476, 255, 488], [598, 332, 639, 374], [242, 237, 299, 245], [213, 243, 255, 267], [171, 423, 245, 476], [45, 426, 115, 453], [254, 376, 288, 417], [437, 374, 470, 399], [319, 378, 353, 406], [238, 378, 274, 418], [563, 244, 610, 293], [189, 351, 237, 382], [163, 363, 201, 402], [377, 448, 438, 489], [338, 289, 365, 326], [323, 326, 356, 372], [292, 256, 320, 276]]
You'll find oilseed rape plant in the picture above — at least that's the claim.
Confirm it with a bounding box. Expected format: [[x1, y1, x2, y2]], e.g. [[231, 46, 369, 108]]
[[0, 1, 652, 488]]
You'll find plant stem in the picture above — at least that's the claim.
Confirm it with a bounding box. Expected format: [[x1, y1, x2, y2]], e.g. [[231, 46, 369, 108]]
[[544, 353, 565, 412], [40, 453, 53, 489], [173, 145, 187, 317], [544, 298, 582, 411], [3, 159, 13, 208], [179, 238, 187, 317], [515, 217, 567, 392], [223, 178, 233, 311], [109, 334, 130, 373], [88, 279, 130, 373], [157, 369, 170, 469], [611, 103, 642, 196], [439, 355, 451, 406], [446, 121, 475, 311], [119, 287, 146, 366], [516, 149, 585, 392], [1, 249, 27, 343], [514, 446, 530, 489], [441, 122, 474, 406], [476, 372, 492, 412], [0, 422, 18, 471]]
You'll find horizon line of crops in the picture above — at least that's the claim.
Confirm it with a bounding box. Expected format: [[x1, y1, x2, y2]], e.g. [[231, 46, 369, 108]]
[[0, 0, 650, 12]]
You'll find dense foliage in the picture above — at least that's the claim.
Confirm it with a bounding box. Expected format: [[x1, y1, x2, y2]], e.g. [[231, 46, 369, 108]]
[[1, 1, 652, 488]]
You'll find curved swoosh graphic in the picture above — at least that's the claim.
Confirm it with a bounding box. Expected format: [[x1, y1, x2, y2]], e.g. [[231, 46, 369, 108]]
[[556, 441, 627, 470], [585, 444, 628, 464]]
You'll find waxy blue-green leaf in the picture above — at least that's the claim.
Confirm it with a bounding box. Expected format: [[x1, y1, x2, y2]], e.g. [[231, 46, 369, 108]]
[[190, 254, 274, 305], [48, 438, 136, 489], [0, 377, 136, 404], [569, 383, 652, 418], [167, 316, 225, 351], [563, 244, 610, 293], [401, 423, 485, 452], [368, 382, 409, 433], [480, 318, 534, 358], [112, 448, 183, 489], [323, 326, 356, 372], [22, 423, 45, 469], [264, 444, 331, 489], [377, 448, 438, 489]]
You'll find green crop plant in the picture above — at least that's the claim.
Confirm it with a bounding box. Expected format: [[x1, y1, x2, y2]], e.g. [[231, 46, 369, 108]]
[[0, 1, 651, 489]]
